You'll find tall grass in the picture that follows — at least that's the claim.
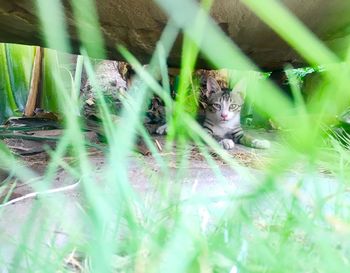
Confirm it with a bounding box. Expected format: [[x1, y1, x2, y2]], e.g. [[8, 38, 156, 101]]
[[1, 0, 350, 272]]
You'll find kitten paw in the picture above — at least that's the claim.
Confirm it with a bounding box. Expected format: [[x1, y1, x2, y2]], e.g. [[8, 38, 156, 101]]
[[156, 124, 168, 135], [219, 139, 235, 150], [252, 139, 270, 149]]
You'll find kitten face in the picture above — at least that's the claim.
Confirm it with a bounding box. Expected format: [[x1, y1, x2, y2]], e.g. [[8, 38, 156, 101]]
[[207, 91, 243, 123], [205, 77, 245, 124]]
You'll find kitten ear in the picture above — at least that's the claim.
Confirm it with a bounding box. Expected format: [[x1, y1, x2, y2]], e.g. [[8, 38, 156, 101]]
[[206, 76, 221, 97], [232, 79, 247, 100]]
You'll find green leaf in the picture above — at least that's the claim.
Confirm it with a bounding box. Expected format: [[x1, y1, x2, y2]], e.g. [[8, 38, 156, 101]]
[[0, 44, 18, 122], [5, 44, 35, 111], [41, 49, 60, 113]]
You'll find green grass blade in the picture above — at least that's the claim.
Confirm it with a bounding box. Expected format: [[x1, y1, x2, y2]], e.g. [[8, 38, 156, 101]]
[[71, 0, 106, 59], [35, 0, 71, 53], [241, 0, 339, 66]]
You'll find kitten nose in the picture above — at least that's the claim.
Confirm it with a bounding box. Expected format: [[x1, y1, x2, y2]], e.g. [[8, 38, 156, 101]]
[[221, 113, 228, 119]]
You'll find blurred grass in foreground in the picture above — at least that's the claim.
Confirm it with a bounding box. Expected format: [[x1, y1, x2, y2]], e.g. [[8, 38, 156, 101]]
[[0, 0, 350, 272]]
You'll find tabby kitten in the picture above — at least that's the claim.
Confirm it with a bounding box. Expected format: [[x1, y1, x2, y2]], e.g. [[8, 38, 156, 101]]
[[203, 77, 270, 150], [157, 77, 270, 150]]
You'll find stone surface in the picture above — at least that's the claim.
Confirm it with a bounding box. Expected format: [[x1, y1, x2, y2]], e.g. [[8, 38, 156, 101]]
[[0, 0, 350, 69]]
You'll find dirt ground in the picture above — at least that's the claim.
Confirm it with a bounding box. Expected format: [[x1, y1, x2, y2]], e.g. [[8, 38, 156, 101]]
[[0, 132, 269, 269], [1, 130, 275, 202], [0, 130, 340, 271]]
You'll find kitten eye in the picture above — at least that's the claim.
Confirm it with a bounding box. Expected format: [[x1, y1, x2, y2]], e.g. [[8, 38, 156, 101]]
[[229, 104, 240, 111], [212, 103, 221, 110]]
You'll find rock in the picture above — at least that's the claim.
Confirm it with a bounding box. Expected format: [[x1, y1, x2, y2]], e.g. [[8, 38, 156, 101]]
[[82, 60, 127, 118], [83, 60, 127, 99], [1, 1, 349, 69]]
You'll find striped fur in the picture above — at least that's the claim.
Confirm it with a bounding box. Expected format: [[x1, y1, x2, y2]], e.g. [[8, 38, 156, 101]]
[[204, 77, 270, 150]]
